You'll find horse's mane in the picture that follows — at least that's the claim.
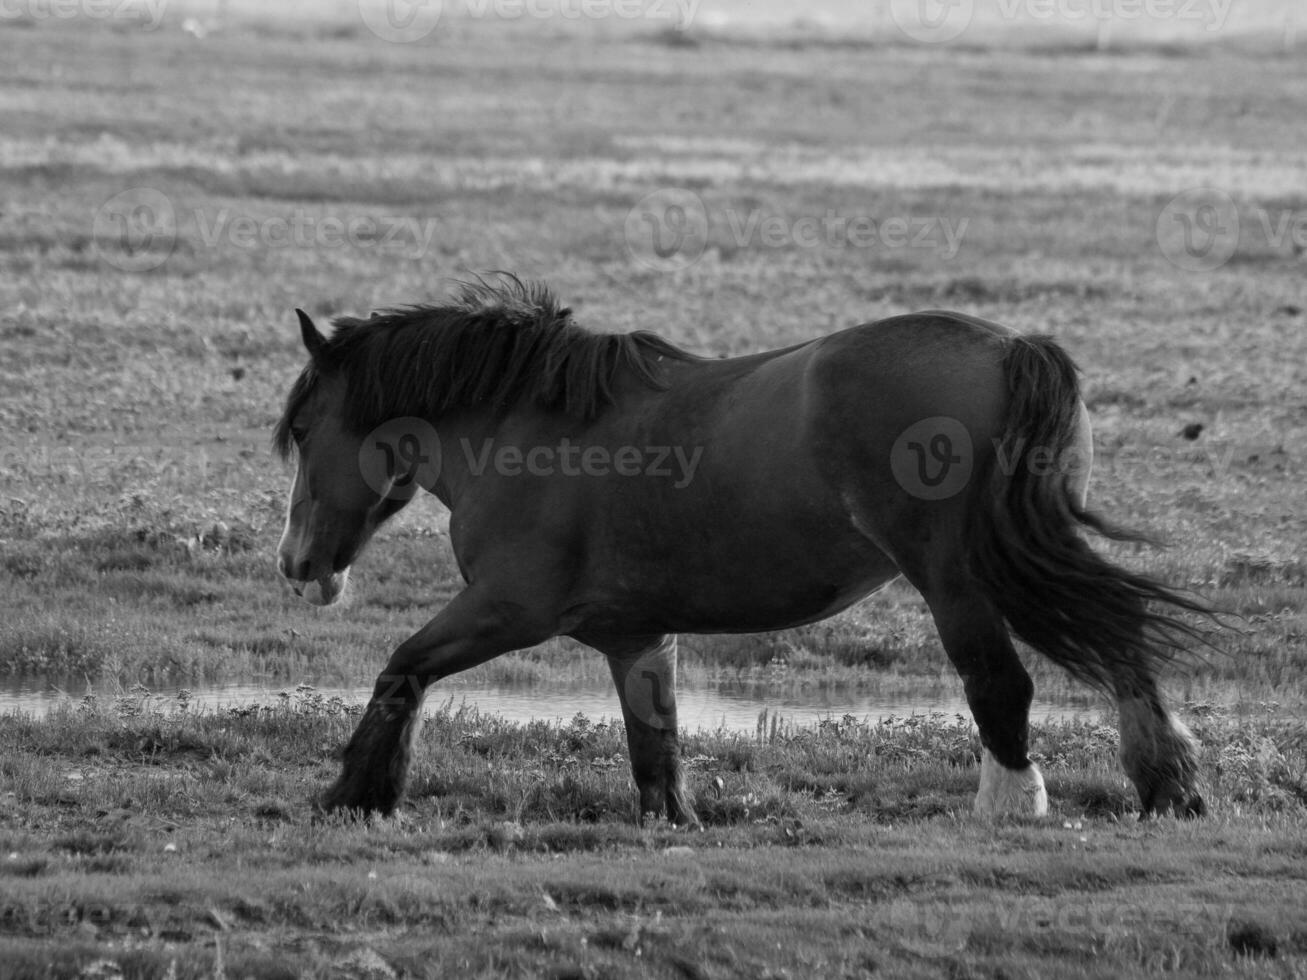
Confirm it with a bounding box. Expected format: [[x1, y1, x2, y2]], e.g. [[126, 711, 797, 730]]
[[274, 276, 693, 459]]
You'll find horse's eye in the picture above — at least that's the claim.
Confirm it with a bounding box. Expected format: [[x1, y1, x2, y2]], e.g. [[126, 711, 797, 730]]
[[291, 425, 309, 443]]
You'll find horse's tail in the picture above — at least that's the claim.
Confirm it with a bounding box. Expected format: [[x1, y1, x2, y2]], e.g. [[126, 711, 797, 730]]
[[966, 334, 1212, 694]]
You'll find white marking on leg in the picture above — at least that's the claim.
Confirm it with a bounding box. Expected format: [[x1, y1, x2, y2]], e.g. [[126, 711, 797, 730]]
[[974, 748, 1048, 817]]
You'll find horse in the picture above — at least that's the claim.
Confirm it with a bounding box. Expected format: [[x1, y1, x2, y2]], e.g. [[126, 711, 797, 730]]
[[274, 276, 1211, 823]]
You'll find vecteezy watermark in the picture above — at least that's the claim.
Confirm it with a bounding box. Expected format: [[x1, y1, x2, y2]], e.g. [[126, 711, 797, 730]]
[[357, 0, 699, 42], [999, 0, 1234, 32], [0, 899, 137, 934], [359, 418, 444, 500], [621, 638, 678, 730], [625, 188, 711, 273], [357, 0, 444, 42], [464, 0, 699, 25], [1155, 187, 1239, 273], [890, 416, 1246, 500], [92, 188, 441, 272], [625, 189, 970, 272], [890, 0, 1235, 44], [0, 444, 248, 491], [461, 437, 704, 488], [890, 417, 975, 501], [719, 210, 969, 257], [356, 419, 705, 492], [887, 898, 1232, 955], [91, 187, 177, 273], [889, 0, 975, 44], [191, 209, 439, 259], [1157, 188, 1307, 272], [0, 0, 168, 29]]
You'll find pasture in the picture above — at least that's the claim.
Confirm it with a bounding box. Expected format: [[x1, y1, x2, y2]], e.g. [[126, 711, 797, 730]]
[[1, 5, 1306, 977]]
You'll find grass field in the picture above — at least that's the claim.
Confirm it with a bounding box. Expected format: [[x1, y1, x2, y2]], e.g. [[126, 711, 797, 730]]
[[1, 699, 1305, 978], [1, 6, 1306, 977]]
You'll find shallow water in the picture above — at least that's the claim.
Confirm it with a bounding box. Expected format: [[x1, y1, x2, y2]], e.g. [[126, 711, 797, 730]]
[[0, 675, 1108, 731]]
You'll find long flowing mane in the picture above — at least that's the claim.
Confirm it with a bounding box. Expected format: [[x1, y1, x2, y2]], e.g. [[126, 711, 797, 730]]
[[274, 277, 692, 458]]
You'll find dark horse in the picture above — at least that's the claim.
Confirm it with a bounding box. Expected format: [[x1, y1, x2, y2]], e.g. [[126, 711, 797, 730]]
[[275, 277, 1209, 822]]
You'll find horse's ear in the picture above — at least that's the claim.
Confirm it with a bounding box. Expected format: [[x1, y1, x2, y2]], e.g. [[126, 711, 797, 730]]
[[296, 309, 326, 358]]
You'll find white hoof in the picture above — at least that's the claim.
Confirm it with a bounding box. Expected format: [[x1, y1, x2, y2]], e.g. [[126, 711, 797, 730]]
[[974, 748, 1048, 817]]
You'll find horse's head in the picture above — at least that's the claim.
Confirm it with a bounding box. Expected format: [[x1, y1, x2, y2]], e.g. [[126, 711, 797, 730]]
[[274, 310, 414, 605]]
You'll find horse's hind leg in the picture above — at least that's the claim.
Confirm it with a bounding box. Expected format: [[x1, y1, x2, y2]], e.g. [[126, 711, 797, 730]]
[[1115, 672, 1204, 817], [1062, 406, 1201, 815], [924, 588, 1049, 817], [596, 634, 696, 826]]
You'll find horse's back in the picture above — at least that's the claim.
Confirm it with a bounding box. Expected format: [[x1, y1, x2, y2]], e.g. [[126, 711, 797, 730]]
[[551, 311, 1027, 631], [805, 310, 1017, 445]]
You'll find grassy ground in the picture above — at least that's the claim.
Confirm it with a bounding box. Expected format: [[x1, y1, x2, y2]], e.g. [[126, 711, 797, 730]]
[[1, 700, 1306, 979], [0, 14, 1304, 702], [2, 10, 1307, 978]]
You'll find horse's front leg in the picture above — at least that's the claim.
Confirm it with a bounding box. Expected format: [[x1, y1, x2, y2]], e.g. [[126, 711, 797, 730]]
[[322, 588, 544, 816], [597, 634, 697, 826]]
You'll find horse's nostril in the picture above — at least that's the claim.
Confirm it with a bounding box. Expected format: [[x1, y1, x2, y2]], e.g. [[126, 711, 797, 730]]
[[279, 555, 312, 581]]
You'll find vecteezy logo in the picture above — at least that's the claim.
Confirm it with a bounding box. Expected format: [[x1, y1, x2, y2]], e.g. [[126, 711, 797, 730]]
[[92, 187, 177, 273], [890, 417, 973, 501], [886, 900, 971, 955], [1156, 187, 1239, 273], [358, 417, 442, 499], [624, 188, 710, 273], [888, 0, 975, 44], [358, 0, 444, 43], [622, 643, 677, 730]]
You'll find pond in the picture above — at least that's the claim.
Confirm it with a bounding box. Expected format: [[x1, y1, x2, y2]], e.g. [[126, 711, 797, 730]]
[[0, 675, 1110, 732]]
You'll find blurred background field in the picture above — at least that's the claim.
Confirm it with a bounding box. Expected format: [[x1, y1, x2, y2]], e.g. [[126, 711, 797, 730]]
[[2, 7, 1307, 977], [0, 1, 1304, 724], [127, 0, 1307, 48]]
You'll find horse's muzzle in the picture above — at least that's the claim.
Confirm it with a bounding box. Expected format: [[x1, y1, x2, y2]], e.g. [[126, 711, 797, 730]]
[[285, 568, 350, 607]]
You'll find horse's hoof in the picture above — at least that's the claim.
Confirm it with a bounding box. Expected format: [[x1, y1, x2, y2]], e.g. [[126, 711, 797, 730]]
[[974, 750, 1049, 818], [1140, 790, 1205, 820], [320, 780, 399, 818]]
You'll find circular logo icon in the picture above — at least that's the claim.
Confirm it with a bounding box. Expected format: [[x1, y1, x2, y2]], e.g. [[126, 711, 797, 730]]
[[889, 0, 975, 44], [358, 417, 442, 499], [624, 188, 709, 273], [886, 900, 970, 954], [891, 417, 973, 501], [621, 643, 677, 731], [1156, 187, 1239, 273], [92, 187, 176, 273], [358, 0, 443, 43]]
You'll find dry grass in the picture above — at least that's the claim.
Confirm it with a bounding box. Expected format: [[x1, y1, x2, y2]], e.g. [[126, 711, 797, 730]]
[[3, 15, 1304, 705], [0, 701, 1305, 978], [1, 12, 1307, 977]]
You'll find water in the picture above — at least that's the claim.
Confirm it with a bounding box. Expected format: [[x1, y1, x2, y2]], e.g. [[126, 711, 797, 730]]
[[0, 676, 1106, 731]]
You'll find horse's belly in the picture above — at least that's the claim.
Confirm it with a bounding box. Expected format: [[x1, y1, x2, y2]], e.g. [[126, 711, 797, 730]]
[[682, 570, 900, 634], [571, 537, 901, 637]]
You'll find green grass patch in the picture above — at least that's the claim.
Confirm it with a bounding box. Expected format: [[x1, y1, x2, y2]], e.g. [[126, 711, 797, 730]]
[[0, 703, 1305, 978], [1, 15, 1305, 977]]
